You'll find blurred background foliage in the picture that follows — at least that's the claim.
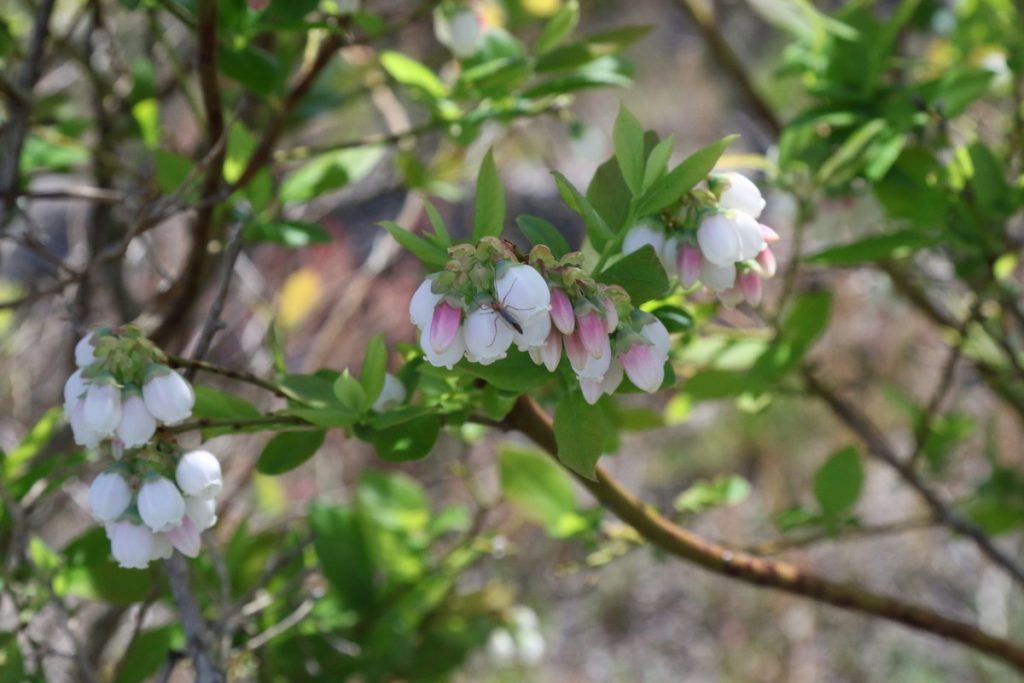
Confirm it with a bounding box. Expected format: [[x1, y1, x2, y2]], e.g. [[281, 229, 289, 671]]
[[2, 0, 1024, 681]]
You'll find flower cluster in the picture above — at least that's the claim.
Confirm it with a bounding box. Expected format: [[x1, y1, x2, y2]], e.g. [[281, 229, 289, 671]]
[[409, 239, 671, 404], [622, 172, 779, 306], [487, 606, 545, 667], [66, 327, 220, 569], [433, 2, 489, 58]]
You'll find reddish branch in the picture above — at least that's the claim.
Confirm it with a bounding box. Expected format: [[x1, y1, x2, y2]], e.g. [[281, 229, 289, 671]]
[[503, 395, 1024, 673]]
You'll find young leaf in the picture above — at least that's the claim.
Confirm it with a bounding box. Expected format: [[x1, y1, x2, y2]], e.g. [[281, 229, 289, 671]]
[[534, 0, 579, 54], [635, 135, 737, 216], [359, 334, 388, 410], [642, 135, 674, 192], [814, 446, 863, 517], [597, 245, 670, 303], [499, 446, 587, 537], [245, 220, 331, 248], [423, 199, 451, 246], [553, 392, 607, 480], [333, 370, 366, 413], [379, 51, 446, 99], [380, 220, 449, 268], [552, 171, 613, 248], [371, 414, 440, 462], [613, 103, 645, 196], [256, 430, 326, 475], [473, 149, 505, 240], [516, 214, 572, 258]]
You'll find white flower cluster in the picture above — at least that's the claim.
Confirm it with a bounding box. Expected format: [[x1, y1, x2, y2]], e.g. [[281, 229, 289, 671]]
[[622, 172, 779, 307], [409, 240, 672, 405], [487, 606, 546, 667], [66, 327, 220, 569], [433, 2, 488, 58]]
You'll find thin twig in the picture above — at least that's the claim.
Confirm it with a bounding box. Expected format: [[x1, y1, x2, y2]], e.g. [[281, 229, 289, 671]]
[[167, 355, 288, 399], [185, 222, 246, 380]]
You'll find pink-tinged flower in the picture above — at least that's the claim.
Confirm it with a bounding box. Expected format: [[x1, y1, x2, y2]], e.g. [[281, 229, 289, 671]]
[[496, 264, 550, 324], [715, 172, 766, 219], [600, 359, 624, 395], [514, 312, 551, 351], [602, 298, 618, 334], [88, 471, 132, 523], [429, 301, 462, 353], [718, 287, 744, 308], [84, 380, 121, 438], [700, 260, 736, 292], [760, 224, 780, 243], [641, 320, 671, 358], [137, 476, 185, 533], [176, 450, 223, 498], [732, 211, 766, 261], [677, 246, 703, 288], [756, 247, 777, 278], [622, 221, 665, 256], [580, 379, 603, 405], [549, 288, 575, 335], [463, 307, 514, 365], [165, 516, 201, 558], [410, 277, 442, 329], [108, 521, 158, 569], [420, 321, 466, 369], [185, 496, 218, 530], [697, 213, 743, 266], [564, 331, 587, 372], [571, 334, 611, 381], [528, 329, 562, 372], [142, 367, 195, 425], [576, 310, 607, 358], [620, 342, 664, 393], [75, 332, 97, 367], [739, 271, 763, 306], [117, 390, 156, 448]]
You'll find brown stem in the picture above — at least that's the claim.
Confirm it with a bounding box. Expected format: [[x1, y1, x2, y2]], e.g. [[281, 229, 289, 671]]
[[503, 395, 1024, 672]]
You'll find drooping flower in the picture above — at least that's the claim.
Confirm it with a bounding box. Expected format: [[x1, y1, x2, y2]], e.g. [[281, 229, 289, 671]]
[[513, 311, 551, 351], [175, 450, 223, 498], [622, 221, 665, 257], [372, 373, 407, 412], [700, 260, 736, 292], [430, 301, 463, 353], [64, 368, 87, 407], [419, 320, 466, 369], [495, 264, 551, 324], [108, 521, 159, 569], [549, 287, 575, 335], [75, 332, 97, 367], [464, 306, 514, 365], [620, 342, 664, 393], [409, 277, 442, 329], [528, 329, 562, 372], [69, 398, 100, 448], [739, 271, 763, 306], [142, 366, 195, 425], [83, 379, 122, 438], [185, 495, 218, 531], [165, 516, 202, 558], [117, 390, 157, 448], [714, 172, 766, 218], [566, 331, 611, 381], [137, 476, 186, 533], [697, 213, 744, 266], [732, 210, 766, 262], [576, 310, 607, 358], [756, 247, 777, 278], [677, 245, 702, 288], [88, 471, 133, 523]]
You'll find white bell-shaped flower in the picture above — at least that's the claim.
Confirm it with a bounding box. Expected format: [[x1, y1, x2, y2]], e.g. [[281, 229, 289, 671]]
[[697, 213, 743, 266], [69, 398, 100, 448], [88, 471, 133, 523], [495, 264, 551, 324], [732, 210, 767, 261], [528, 329, 562, 372], [185, 495, 218, 531], [137, 476, 186, 532], [175, 450, 223, 498], [622, 221, 665, 257], [514, 311, 551, 351], [700, 260, 737, 292], [566, 332, 611, 381], [142, 367, 195, 425], [64, 368, 88, 406], [117, 390, 157, 448], [409, 277, 442, 330], [83, 380, 121, 438], [372, 373, 407, 412], [641, 319, 671, 358], [151, 533, 174, 561], [464, 307, 514, 365], [109, 521, 158, 569], [435, 7, 483, 58], [715, 172, 766, 219], [420, 318, 466, 369], [165, 516, 202, 558], [75, 332, 97, 367]]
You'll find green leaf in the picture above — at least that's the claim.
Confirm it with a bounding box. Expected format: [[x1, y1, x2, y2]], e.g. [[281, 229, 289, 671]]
[[380, 50, 446, 99], [457, 349, 554, 393], [642, 135, 674, 192], [516, 214, 571, 258], [310, 503, 377, 613], [472, 149, 505, 240], [534, 0, 579, 54], [499, 446, 586, 537], [280, 146, 383, 203], [804, 230, 936, 266], [613, 104, 645, 196], [552, 171, 613, 248], [650, 305, 693, 333], [256, 430, 326, 475], [782, 291, 832, 348], [6, 407, 62, 479], [635, 135, 737, 216], [586, 155, 632, 235], [245, 220, 331, 248], [131, 98, 160, 149], [153, 150, 192, 195], [423, 199, 451, 246], [813, 446, 863, 518], [536, 25, 651, 72], [597, 245, 670, 303], [218, 45, 280, 97], [356, 470, 429, 533], [190, 386, 262, 438], [371, 414, 440, 462], [674, 475, 751, 514], [359, 334, 388, 410], [380, 220, 449, 269], [114, 627, 179, 683], [333, 370, 366, 413], [553, 392, 607, 479], [816, 118, 888, 187]]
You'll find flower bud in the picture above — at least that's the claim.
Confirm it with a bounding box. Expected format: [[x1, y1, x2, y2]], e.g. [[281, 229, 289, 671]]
[[580, 378, 603, 405], [75, 332, 97, 367], [739, 271, 763, 306], [430, 301, 462, 353], [410, 277, 442, 330], [620, 342, 664, 393], [760, 223, 780, 243], [176, 450, 223, 498], [602, 298, 618, 334], [528, 329, 562, 372], [88, 471, 132, 523], [464, 307, 514, 365], [84, 380, 121, 438], [165, 516, 202, 558], [137, 476, 186, 532], [117, 390, 157, 448], [185, 495, 218, 530], [569, 333, 611, 380], [549, 288, 575, 335], [622, 221, 665, 257], [756, 247, 777, 278], [576, 310, 607, 358], [715, 172, 766, 219], [495, 265, 550, 324], [677, 246, 703, 288], [109, 521, 158, 569], [697, 214, 743, 266], [142, 367, 195, 425], [372, 373, 407, 412]]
